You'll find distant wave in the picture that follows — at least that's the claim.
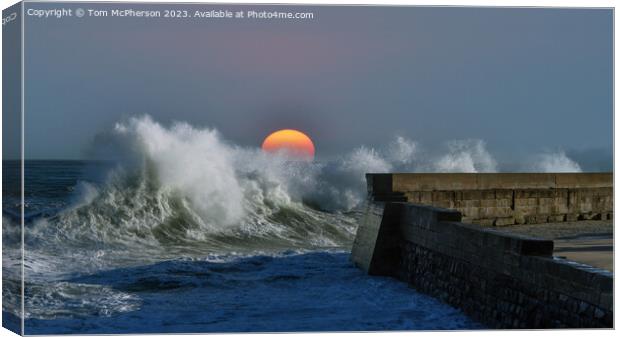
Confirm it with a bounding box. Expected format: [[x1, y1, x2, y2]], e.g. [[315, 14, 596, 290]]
[[529, 151, 582, 172]]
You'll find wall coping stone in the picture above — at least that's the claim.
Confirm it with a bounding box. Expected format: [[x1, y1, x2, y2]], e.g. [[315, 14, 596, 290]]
[[367, 173, 613, 193]]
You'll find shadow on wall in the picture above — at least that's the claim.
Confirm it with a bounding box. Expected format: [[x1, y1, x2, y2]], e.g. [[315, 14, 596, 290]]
[[351, 201, 613, 329]]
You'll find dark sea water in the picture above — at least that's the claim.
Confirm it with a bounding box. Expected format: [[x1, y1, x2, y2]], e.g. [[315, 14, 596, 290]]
[[2, 160, 482, 334]]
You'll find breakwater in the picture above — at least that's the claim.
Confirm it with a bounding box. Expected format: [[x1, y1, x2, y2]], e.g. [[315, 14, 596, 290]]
[[367, 173, 612, 226], [351, 173, 613, 329]]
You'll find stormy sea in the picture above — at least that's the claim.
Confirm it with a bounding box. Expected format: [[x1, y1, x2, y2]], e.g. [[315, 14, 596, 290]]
[[4, 116, 583, 334]]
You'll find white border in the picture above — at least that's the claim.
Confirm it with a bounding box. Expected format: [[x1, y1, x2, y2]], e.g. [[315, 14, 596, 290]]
[[0, 1, 616, 337]]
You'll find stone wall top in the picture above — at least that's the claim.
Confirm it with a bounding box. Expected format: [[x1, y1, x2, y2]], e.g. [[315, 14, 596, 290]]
[[367, 173, 613, 193]]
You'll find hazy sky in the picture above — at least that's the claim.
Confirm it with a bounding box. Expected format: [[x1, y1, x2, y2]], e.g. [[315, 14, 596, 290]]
[[21, 3, 612, 162]]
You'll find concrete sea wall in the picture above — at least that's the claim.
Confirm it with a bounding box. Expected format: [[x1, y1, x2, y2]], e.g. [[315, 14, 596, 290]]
[[351, 201, 613, 329], [367, 173, 613, 225]]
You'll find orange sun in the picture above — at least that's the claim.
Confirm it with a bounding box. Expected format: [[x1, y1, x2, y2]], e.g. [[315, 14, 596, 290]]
[[261, 129, 315, 160]]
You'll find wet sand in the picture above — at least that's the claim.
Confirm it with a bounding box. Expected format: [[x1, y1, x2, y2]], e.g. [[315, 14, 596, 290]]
[[494, 221, 613, 272]]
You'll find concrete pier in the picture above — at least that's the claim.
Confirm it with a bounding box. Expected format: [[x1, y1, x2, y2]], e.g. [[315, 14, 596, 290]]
[[352, 173, 613, 329]]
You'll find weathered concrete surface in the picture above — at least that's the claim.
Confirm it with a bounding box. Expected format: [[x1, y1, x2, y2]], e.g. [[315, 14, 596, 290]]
[[351, 201, 613, 329], [493, 221, 613, 271], [555, 238, 613, 272], [350, 201, 396, 275], [367, 173, 613, 226]]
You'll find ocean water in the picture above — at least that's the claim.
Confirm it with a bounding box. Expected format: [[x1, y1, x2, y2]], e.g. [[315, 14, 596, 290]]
[[2, 117, 484, 334]]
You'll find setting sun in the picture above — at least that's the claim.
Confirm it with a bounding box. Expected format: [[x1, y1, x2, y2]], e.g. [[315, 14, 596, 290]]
[[261, 129, 315, 160]]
